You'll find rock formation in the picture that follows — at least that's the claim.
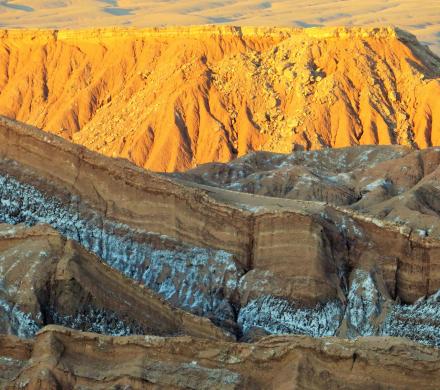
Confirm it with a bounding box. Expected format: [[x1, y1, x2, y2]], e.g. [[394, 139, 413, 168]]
[[0, 223, 231, 341], [0, 26, 439, 171], [176, 145, 440, 313], [0, 25, 439, 387], [1, 116, 440, 351], [2, 325, 440, 389]]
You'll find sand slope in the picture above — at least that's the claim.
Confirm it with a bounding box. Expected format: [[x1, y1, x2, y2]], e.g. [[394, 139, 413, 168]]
[[0, 0, 439, 54]]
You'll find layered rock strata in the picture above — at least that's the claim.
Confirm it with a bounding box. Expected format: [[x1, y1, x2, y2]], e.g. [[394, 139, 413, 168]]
[[0, 223, 230, 341], [1, 117, 440, 347], [176, 145, 440, 302], [0, 115, 342, 308], [2, 325, 440, 389]]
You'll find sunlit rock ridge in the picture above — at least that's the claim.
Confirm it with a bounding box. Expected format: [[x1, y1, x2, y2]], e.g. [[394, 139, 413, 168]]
[[0, 26, 439, 171]]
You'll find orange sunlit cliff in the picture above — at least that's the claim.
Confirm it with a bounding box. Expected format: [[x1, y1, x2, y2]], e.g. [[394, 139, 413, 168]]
[[0, 26, 439, 172]]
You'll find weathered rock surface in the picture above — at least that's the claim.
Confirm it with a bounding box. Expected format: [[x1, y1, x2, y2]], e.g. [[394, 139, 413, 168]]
[[1, 113, 440, 387], [1, 117, 440, 349], [1, 0, 439, 57], [2, 325, 440, 389], [0, 223, 230, 341], [0, 115, 343, 309], [175, 145, 440, 302], [0, 26, 439, 171]]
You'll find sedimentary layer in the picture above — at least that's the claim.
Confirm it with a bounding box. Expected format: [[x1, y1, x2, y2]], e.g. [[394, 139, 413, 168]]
[[0, 223, 229, 341], [1, 117, 440, 347], [0, 115, 343, 304], [2, 325, 440, 389], [175, 144, 440, 303]]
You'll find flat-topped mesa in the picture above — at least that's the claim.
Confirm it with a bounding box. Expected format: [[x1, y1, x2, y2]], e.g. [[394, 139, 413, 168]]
[[0, 25, 408, 41], [0, 26, 432, 64], [0, 26, 438, 171], [0, 27, 285, 48]]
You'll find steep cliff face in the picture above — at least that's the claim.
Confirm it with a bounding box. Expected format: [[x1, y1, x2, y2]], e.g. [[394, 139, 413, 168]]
[[176, 145, 440, 303], [0, 115, 343, 306], [0, 26, 439, 171], [2, 117, 440, 349]]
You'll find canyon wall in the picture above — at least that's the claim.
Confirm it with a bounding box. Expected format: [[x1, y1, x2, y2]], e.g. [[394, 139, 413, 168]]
[[2, 117, 440, 346], [0, 115, 342, 304]]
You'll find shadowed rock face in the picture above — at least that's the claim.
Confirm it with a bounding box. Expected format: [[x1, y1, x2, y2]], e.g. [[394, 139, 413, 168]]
[[0, 26, 439, 171]]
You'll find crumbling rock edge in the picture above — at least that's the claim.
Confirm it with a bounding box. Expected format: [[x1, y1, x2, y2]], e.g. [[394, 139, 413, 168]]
[[1, 325, 440, 389]]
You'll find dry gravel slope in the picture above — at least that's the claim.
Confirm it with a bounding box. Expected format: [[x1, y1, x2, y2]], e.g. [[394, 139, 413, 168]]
[[0, 26, 439, 171]]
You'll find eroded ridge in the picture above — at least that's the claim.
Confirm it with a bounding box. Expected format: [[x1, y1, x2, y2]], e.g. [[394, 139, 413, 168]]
[[2, 326, 440, 389], [0, 223, 231, 341], [1, 118, 440, 347], [0, 26, 438, 171]]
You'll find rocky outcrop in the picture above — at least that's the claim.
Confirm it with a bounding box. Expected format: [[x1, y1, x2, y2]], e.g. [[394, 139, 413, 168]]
[[2, 117, 440, 348], [2, 325, 440, 389], [0, 116, 343, 309], [177, 145, 440, 302], [0, 223, 230, 341], [0, 26, 439, 171], [1, 118, 440, 390]]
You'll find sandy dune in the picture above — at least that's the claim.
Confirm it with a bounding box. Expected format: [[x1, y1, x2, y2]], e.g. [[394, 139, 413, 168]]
[[0, 0, 439, 54]]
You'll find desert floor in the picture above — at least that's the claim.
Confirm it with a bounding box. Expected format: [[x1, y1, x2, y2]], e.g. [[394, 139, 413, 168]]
[[0, 0, 439, 54]]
